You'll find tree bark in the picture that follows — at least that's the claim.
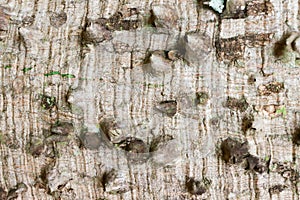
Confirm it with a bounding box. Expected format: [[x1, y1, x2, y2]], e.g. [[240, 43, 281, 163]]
[[1, 0, 300, 199]]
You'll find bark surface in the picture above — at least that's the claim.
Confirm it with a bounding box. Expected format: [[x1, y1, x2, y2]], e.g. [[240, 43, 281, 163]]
[[0, 0, 300, 199]]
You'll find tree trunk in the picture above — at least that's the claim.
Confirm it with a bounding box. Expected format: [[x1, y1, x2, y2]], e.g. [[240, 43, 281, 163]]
[[1, 0, 300, 199]]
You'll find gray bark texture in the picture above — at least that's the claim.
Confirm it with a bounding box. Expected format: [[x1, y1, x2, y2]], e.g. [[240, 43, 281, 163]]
[[1, 0, 300, 199]]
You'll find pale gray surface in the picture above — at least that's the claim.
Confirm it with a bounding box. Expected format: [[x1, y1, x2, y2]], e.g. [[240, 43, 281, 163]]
[[0, 0, 300, 199]]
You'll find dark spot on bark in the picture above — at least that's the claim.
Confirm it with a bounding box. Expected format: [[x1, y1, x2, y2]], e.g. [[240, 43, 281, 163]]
[[258, 81, 284, 95], [176, 36, 188, 61], [292, 127, 300, 145], [221, 138, 268, 173], [128, 8, 138, 15], [36, 159, 56, 191], [99, 117, 121, 142], [216, 36, 245, 61], [146, 9, 156, 27], [281, 169, 299, 183], [7, 189, 18, 199], [244, 155, 267, 173], [247, 74, 256, 85], [7, 183, 28, 200], [269, 184, 287, 194], [220, 138, 249, 164], [216, 33, 271, 62], [155, 100, 177, 117], [210, 117, 220, 126], [97, 12, 139, 31], [185, 177, 206, 195], [241, 114, 254, 134], [202, 177, 212, 187], [27, 137, 45, 157], [150, 134, 174, 152], [272, 162, 300, 183], [224, 10, 247, 19], [142, 51, 152, 65], [22, 15, 35, 26], [116, 137, 149, 163], [273, 33, 291, 58], [245, 33, 272, 47], [0, 187, 7, 200], [118, 20, 139, 30], [222, 0, 247, 19], [166, 50, 182, 61], [40, 94, 56, 110], [223, 11, 247, 19], [116, 137, 148, 153], [97, 169, 116, 192], [246, 1, 274, 16], [81, 19, 112, 45], [224, 96, 248, 112], [50, 12, 67, 27], [265, 82, 284, 93], [39, 168, 48, 188], [81, 9, 140, 44], [65, 87, 75, 108], [57, 183, 67, 190], [195, 91, 209, 106], [50, 121, 74, 136]]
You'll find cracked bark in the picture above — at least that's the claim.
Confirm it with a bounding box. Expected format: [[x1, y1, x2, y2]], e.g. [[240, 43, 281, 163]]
[[0, 0, 300, 199]]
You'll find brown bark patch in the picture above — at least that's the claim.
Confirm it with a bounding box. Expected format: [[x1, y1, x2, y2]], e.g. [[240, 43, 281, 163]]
[[50, 121, 74, 136], [0, 187, 7, 200], [241, 114, 254, 134], [216, 36, 245, 61], [269, 184, 287, 194], [50, 12, 67, 28], [185, 177, 207, 195], [244, 155, 267, 173], [155, 100, 177, 117], [292, 127, 300, 145], [195, 92, 209, 106], [40, 94, 57, 110], [246, 1, 274, 16], [150, 134, 174, 152], [97, 12, 139, 31], [258, 81, 284, 95], [245, 33, 272, 47], [220, 138, 249, 164], [224, 96, 249, 112]]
